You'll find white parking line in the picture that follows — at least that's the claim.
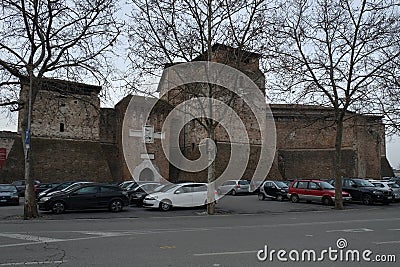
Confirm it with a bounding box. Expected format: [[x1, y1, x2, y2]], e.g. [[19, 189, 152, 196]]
[[194, 250, 257, 256], [0, 233, 63, 243], [374, 240, 400, 245], [0, 261, 66, 266], [326, 228, 373, 233]]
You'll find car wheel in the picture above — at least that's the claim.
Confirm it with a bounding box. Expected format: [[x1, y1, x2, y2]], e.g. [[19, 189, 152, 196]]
[[231, 190, 237, 196], [159, 200, 172, 211], [291, 194, 299, 203], [276, 194, 284, 202], [322, 196, 333, 206], [362, 194, 373, 205], [258, 193, 265, 201], [52, 201, 65, 214], [109, 199, 123, 212]]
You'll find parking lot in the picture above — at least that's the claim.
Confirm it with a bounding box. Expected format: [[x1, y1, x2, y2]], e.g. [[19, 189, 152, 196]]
[[1, 193, 399, 221]]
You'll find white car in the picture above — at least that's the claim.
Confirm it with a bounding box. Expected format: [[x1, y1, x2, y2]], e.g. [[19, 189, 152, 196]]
[[143, 183, 208, 211], [370, 181, 400, 202]]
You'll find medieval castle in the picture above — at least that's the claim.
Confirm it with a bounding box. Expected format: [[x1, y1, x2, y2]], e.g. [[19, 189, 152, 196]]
[[0, 45, 394, 183]]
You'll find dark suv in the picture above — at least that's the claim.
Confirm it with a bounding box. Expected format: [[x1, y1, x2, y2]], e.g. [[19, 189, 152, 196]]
[[329, 178, 394, 205], [258, 180, 289, 201]]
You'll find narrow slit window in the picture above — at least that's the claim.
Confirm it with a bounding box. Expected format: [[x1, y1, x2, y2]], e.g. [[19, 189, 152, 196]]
[[60, 123, 65, 132]]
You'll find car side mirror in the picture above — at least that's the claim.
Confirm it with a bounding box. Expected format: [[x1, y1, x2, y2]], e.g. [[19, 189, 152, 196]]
[[351, 184, 358, 188], [174, 190, 183, 194]]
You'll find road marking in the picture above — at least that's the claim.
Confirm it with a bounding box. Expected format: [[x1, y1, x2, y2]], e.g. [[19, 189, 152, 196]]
[[194, 250, 257, 256], [326, 228, 373, 233], [305, 234, 313, 237], [160, 245, 176, 249], [76, 231, 124, 237], [0, 261, 66, 266], [374, 240, 400, 245], [388, 229, 400, 231], [0, 233, 63, 243]]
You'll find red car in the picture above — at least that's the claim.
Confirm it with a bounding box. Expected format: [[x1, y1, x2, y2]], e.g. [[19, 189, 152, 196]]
[[288, 179, 352, 205]]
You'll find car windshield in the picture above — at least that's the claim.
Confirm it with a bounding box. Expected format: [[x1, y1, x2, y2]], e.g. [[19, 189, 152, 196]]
[[275, 181, 288, 188], [354, 179, 374, 187], [153, 185, 168, 192], [62, 183, 89, 192], [126, 183, 139, 190], [388, 183, 400, 188], [318, 182, 335, 190], [0, 185, 17, 192], [159, 184, 178, 192]]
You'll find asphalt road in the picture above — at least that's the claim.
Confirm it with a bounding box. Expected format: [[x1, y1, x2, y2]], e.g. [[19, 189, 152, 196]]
[[0, 196, 399, 266]]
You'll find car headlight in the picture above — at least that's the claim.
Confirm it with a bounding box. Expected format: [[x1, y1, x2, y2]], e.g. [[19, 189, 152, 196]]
[[145, 196, 158, 200], [122, 191, 128, 196], [40, 197, 51, 202], [280, 189, 286, 193], [372, 190, 383, 195]]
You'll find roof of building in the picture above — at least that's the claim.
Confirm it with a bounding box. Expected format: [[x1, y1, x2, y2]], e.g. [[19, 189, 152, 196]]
[[21, 77, 102, 95], [193, 43, 261, 62]]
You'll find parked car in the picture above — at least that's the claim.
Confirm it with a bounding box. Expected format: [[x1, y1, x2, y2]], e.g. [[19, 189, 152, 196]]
[[370, 181, 400, 202], [127, 182, 161, 206], [0, 184, 19, 205], [289, 179, 352, 205], [143, 183, 208, 211], [389, 177, 400, 186], [38, 183, 129, 214], [119, 180, 136, 189], [11, 180, 41, 197], [258, 180, 289, 201], [37, 181, 88, 200], [35, 183, 59, 197], [217, 180, 249, 196], [329, 178, 394, 205]]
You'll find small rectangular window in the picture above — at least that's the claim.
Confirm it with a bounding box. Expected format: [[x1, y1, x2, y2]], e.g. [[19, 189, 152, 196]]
[[60, 123, 65, 132]]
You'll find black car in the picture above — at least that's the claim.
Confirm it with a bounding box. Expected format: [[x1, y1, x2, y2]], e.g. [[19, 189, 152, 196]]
[[11, 180, 41, 197], [329, 178, 394, 205], [35, 183, 59, 197], [0, 184, 19, 205], [38, 183, 129, 214], [127, 183, 162, 206], [258, 180, 289, 201], [37, 181, 87, 200]]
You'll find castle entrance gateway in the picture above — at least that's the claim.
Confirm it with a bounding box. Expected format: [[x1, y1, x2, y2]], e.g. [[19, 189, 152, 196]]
[[127, 124, 165, 182]]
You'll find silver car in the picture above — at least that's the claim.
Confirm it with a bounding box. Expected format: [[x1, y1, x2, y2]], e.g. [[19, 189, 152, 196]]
[[217, 180, 249, 196], [371, 181, 400, 202]]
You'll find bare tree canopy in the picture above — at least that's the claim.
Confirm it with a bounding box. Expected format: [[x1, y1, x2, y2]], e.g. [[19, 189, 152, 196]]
[[0, 0, 123, 219], [0, 0, 122, 106], [127, 0, 277, 82], [269, 0, 400, 113], [267, 0, 400, 209]]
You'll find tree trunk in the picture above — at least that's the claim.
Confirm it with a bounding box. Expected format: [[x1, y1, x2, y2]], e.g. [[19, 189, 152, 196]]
[[22, 70, 39, 219], [206, 122, 216, 215], [334, 112, 345, 210]]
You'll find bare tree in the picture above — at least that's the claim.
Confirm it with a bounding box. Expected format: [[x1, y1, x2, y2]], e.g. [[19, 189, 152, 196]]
[[0, 0, 122, 219], [127, 0, 276, 214], [267, 0, 400, 209]]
